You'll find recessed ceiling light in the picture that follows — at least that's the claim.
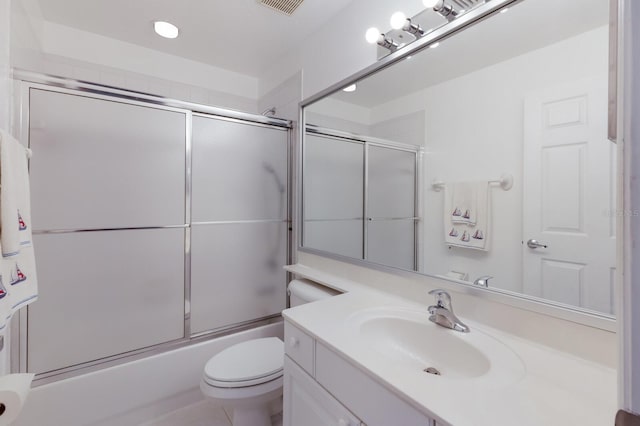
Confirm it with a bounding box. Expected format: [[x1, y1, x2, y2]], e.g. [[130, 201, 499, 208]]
[[154, 21, 179, 39], [343, 84, 357, 93]]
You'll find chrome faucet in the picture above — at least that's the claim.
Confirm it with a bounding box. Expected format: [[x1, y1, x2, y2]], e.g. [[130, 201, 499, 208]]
[[473, 275, 493, 287], [427, 289, 470, 333]]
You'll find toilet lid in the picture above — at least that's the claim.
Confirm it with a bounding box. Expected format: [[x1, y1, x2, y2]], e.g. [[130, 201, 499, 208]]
[[203, 337, 283, 387]]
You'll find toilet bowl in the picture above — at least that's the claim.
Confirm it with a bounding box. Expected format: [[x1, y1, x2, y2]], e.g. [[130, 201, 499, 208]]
[[200, 337, 284, 426], [200, 279, 340, 426]]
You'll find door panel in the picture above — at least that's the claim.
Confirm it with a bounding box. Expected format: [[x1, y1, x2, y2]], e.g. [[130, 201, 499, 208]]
[[192, 116, 288, 222], [523, 79, 615, 314], [29, 89, 186, 230], [190, 222, 287, 334], [28, 229, 185, 374]]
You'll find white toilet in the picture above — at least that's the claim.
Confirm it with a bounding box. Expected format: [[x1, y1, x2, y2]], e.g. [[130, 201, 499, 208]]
[[200, 279, 340, 426]]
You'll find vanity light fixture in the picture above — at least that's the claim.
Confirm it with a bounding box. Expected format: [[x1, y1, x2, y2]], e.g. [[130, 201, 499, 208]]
[[424, 0, 462, 22], [343, 84, 357, 93], [154, 21, 180, 39], [365, 27, 399, 52], [390, 11, 426, 37]]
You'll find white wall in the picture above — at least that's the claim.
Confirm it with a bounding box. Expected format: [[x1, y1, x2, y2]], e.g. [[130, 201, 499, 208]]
[[259, 0, 423, 99], [9, 0, 260, 112], [1, 0, 10, 132]]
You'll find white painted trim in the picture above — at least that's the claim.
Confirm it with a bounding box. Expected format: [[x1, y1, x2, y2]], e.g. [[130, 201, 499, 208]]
[[621, 0, 640, 413]]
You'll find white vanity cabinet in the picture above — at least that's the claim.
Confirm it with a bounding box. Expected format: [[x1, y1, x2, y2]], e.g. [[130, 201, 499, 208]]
[[284, 321, 436, 426], [284, 357, 362, 426]]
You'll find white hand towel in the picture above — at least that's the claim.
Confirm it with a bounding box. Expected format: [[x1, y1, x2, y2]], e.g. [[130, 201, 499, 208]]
[[449, 182, 477, 225], [0, 130, 38, 328], [0, 130, 33, 257], [5, 246, 38, 314], [444, 182, 490, 251]]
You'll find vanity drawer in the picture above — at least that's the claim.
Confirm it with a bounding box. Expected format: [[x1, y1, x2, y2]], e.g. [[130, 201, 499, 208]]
[[284, 321, 315, 375], [315, 342, 433, 426]]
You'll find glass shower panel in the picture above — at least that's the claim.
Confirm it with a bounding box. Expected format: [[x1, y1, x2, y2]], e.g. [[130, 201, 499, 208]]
[[303, 220, 363, 259], [28, 89, 186, 230], [303, 133, 364, 258], [28, 229, 185, 374], [191, 116, 288, 222], [367, 145, 417, 270], [367, 219, 416, 271], [367, 146, 416, 219], [190, 222, 287, 334]]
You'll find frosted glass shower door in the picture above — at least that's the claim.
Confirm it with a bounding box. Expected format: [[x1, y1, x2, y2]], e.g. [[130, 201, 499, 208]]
[[366, 145, 417, 270], [303, 133, 364, 259], [190, 116, 288, 334], [27, 88, 187, 374]]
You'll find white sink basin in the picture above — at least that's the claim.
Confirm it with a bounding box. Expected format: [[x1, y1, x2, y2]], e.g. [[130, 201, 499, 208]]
[[347, 306, 526, 387]]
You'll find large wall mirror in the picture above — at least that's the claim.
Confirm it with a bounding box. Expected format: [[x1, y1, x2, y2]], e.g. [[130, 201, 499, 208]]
[[300, 0, 616, 318]]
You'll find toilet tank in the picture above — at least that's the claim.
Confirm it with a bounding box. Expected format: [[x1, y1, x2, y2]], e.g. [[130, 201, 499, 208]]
[[288, 279, 341, 307]]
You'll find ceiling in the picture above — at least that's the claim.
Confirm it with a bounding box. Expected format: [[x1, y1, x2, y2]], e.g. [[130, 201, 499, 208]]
[[35, 0, 356, 77]]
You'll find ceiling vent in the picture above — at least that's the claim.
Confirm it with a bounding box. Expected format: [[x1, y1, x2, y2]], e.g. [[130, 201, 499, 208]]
[[259, 0, 304, 16], [451, 0, 485, 10]]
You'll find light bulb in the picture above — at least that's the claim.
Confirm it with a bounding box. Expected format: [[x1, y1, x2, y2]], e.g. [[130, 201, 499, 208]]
[[154, 21, 179, 39], [365, 27, 381, 44], [390, 11, 407, 30], [343, 84, 357, 93], [423, 0, 440, 8]]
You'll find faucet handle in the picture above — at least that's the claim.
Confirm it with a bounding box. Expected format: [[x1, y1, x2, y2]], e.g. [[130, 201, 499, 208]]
[[428, 289, 452, 309], [473, 275, 493, 287]]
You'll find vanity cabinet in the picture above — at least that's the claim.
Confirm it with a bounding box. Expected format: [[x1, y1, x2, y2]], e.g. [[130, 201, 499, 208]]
[[284, 357, 362, 426], [284, 321, 436, 426]]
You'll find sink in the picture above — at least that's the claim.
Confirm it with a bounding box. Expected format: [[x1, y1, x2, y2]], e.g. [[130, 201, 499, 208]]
[[346, 306, 525, 387]]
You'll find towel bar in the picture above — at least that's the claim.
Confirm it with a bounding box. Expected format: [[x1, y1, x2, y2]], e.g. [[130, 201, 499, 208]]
[[432, 173, 513, 192]]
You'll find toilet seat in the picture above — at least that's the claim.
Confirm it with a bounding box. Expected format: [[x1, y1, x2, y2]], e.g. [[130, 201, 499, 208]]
[[203, 337, 284, 389]]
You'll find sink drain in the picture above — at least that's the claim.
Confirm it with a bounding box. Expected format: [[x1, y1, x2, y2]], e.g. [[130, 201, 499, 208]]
[[423, 367, 441, 376]]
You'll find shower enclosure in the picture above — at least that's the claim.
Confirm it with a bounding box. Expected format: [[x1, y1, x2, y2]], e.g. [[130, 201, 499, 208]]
[[14, 74, 291, 381]]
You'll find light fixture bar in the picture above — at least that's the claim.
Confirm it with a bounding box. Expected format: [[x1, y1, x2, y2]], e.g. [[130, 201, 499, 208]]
[[365, 27, 399, 52], [433, 0, 463, 22]]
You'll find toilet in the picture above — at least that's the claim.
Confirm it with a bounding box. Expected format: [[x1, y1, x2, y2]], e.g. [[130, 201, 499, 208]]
[[200, 279, 340, 426]]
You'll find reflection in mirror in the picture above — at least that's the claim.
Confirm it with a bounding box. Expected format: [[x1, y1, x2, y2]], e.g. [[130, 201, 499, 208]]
[[301, 0, 615, 316]]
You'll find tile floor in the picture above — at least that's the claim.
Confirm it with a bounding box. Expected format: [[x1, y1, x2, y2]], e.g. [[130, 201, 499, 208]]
[[139, 400, 283, 426]]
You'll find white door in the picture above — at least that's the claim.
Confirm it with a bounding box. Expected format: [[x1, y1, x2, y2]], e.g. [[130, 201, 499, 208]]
[[522, 78, 616, 314]]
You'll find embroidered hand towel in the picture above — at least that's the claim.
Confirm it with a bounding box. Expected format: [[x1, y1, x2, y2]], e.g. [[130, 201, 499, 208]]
[[444, 181, 490, 251], [0, 130, 33, 257], [0, 130, 38, 329]]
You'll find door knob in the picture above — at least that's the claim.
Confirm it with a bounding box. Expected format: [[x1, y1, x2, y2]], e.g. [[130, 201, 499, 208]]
[[527, 239, 548, 249]]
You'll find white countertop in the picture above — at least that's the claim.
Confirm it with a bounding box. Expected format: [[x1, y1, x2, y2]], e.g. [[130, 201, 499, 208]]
[[282, 270, 617, 426]]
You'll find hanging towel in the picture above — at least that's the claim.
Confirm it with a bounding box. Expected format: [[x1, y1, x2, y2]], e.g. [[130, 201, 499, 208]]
[[444, 181, 490, 251], [0, 130, 38, 329], [449, 182, 477, 225], [0, 130, 33, 257]]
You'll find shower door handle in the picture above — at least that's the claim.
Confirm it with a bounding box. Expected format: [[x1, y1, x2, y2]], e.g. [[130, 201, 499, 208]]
[[527, 239, 548, 249]]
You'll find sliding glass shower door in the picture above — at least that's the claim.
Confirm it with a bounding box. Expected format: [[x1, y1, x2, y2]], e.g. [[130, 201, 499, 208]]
[[24, 85, 290, 378], [190, 116, 288, 334]]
